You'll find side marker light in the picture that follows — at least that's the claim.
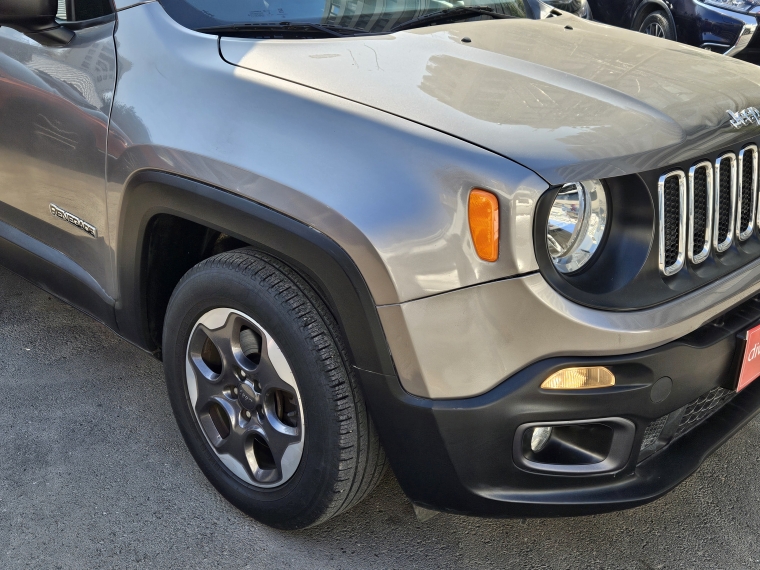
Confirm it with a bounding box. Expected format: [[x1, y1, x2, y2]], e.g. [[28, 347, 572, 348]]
[[468, 189, 499, 262]]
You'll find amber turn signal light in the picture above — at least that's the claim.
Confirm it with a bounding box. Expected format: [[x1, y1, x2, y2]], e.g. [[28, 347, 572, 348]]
[[468, 189, 499, 262], [541, 367, 615, 390]]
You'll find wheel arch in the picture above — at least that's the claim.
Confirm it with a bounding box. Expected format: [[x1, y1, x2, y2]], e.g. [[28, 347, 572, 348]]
[[631, 0, 677, 40], [114, 169, 396, 377]]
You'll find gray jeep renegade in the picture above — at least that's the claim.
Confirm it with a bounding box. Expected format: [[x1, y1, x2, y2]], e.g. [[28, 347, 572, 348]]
[[2, 0, 760, 530]]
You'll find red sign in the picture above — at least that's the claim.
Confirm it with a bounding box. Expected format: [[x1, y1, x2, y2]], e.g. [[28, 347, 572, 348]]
[[738, 323, 760, 392]]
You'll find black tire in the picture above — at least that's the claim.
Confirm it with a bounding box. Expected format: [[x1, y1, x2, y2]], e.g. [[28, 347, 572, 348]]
[[638, 11, 675, 41], [162, 248, 387, 529]]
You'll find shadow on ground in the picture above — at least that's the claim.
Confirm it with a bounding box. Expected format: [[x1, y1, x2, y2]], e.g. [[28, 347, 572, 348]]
[[0, 266, 758, 569]]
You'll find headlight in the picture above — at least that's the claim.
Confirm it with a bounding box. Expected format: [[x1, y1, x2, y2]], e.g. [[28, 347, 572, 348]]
[[703, 0, 760, 12], [547, 180, 608, 274]]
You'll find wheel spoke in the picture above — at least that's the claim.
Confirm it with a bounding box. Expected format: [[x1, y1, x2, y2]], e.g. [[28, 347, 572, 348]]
[[257, 411, 301, 481], [216, 418, 255, 476], [261, 415, 300, 460], [187, 355, 229, 412], [643, 22, 665, 38], [194, 383, 224, 415], [197, 397, 234, 445], [255, 335, 299, 395], [197, 318, 241, 372]]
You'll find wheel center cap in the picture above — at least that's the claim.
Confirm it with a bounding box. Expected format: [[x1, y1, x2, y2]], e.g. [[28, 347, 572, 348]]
[[238, 381, 258, 411]]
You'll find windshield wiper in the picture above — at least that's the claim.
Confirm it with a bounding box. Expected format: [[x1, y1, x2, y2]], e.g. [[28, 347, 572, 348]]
[[391, 6, 515, 32], [196, 22, 368, 38]]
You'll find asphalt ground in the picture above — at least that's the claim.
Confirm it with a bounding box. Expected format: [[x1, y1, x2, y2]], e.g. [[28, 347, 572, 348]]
[[2, 265, 760, 569]]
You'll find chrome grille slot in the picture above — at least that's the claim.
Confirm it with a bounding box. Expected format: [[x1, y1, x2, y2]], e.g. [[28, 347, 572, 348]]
[[738, 145, 758, 241], [658, 170, 686, 276], [714, 152, 737, 253], [688, 161, 713, 264]]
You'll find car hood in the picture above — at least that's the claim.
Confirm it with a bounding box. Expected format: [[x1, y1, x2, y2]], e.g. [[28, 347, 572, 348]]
[[220, 14, 760, 184]]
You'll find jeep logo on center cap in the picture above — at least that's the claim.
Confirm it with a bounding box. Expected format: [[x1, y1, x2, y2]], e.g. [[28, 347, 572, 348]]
[[238, 382, 257, 411]]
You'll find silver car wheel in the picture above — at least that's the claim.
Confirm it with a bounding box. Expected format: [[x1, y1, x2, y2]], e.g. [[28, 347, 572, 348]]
[[645, 22, 665, 38], [185, 307, 305, 488]]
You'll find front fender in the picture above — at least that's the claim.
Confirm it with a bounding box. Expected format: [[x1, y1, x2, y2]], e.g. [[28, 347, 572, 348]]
[[114, 169, 396, 377], [108, 2, 549, 306]]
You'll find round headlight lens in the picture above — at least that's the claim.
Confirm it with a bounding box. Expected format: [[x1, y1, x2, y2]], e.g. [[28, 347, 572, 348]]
[[547, 180, 608, 274]]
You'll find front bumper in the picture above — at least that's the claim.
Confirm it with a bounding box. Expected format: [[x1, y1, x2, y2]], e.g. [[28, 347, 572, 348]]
[[379, 254, 760, 400], [362, 294, 760, 516]]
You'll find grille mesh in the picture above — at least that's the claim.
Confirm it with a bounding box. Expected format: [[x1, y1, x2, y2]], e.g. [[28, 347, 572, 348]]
[[640, 415, 667, 450], [663, 176, 681, 268], [741, 151, 754, 233], [718, 165, 731, 244], [692, 166, 708, 257], [638, 386, 736, 462], [673, 386, 734, 439]]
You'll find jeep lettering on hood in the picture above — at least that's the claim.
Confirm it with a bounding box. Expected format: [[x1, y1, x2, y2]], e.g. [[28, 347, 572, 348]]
[[220, 15, 760, 184]]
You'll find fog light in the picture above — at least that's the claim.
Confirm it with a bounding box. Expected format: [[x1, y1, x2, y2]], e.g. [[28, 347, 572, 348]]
[[515, 418, 635, 474], [530, 426, 553, 452], [541, 367, 615, 390]]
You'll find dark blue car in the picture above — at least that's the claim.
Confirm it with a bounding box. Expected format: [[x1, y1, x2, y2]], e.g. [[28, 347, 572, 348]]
[[587, 0, 759, 61]]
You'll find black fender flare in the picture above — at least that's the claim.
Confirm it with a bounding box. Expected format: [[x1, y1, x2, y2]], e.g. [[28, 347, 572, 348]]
[[631, 0, 677, 40], [114, 170, 396, 377]]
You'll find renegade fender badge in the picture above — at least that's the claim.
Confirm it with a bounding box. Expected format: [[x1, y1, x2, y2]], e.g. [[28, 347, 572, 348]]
[[727, 107, 760, 129], [50, 204, 98, 238]]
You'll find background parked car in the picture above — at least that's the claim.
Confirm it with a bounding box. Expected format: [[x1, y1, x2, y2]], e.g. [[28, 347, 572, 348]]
[[544, 0, 593, 18], [587, 0, 760, 62]]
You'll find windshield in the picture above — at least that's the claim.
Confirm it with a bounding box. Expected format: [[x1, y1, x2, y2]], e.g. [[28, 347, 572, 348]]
[[159, 0, 529, 34]]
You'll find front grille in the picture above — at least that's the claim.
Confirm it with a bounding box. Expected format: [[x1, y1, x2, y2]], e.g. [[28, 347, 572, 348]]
[[658, 171, 686, 275], [662, 175, 683, 270], [660, 147, 757, 275], [738, 145, 758, 241], [715, 154, 735, 250], [688, 162, 712, 264], [638, 386, 736, 462]]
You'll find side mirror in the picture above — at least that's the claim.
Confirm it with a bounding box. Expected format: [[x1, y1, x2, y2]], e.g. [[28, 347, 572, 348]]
[[0, 0, 74, 46]]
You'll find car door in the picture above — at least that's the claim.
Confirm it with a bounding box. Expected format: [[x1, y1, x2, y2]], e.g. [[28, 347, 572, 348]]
[[0, 0, 117, 320]]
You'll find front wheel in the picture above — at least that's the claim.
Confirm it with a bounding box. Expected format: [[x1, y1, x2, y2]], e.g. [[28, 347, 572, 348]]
[[162, 248, 386, 529], [638, 11, 675, 41]]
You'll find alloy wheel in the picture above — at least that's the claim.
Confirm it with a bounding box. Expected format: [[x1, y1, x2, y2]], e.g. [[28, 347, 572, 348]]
[[645, 22, 665, 38], [185, 308, 304, 488]]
